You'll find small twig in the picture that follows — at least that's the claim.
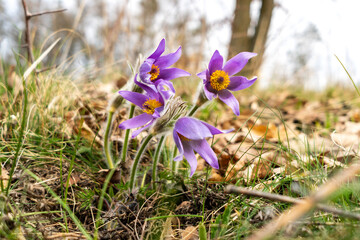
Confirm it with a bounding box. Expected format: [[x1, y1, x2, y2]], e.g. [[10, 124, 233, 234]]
[[35, 65, 57, 74], [21, 0, 34, 63], [225, 185, 360, 220], [21, 0, 66, 63], [245, 160, 360, 240], [117, 221, 136, 240], [29, 9, 67, 18], [46, 232, 83, 239]]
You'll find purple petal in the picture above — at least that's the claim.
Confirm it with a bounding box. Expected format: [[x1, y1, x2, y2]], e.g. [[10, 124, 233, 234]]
[[208, 50, 223, 74], [203, 82, 217, 100], [191, 139, 219, 170], [174, 155, 183, 162], [197, 70, 207, 80], [155, 46, 182, 68], [119, 113, 153, 129], [131, 119, 155, 138], [173, 129, 184, 160], [153, 108, 162, 118], [200, 121, 233, 135], [148, 39, 165, 59], [155, 80, 176, 100], [174, 117, 212, 140], [228, 76, 257, 91], [158, 68, 190, 81], [119, 91, 148, 108], [134, 75, 161, 100], [218, 89, 240, 116], [139, 59, 153, 83], [182, 141, 198, 176], [223, 52, 257, 76]]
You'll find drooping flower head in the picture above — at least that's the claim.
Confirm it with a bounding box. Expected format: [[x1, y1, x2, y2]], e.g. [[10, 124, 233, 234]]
[[173, 117, 232, 176], [119, 75, 165, 138], [197, 50, 257, 116], [139, 39, 191, 99]]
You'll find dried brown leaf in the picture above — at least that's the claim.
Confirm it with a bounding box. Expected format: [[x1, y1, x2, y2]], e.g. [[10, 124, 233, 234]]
[[181, 226, 199, 240], [208, 169, 224, 183]]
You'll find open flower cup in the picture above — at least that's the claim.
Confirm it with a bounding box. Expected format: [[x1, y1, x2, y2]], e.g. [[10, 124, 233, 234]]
[[139, 38, 191, 99], [118, 75, 165, 138], [197, 50, 257, 116], [173, 117, 233, 176]]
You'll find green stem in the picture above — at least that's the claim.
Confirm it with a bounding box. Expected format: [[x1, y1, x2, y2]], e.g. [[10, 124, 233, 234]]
[[171, 146, 178, 173], [121, 104, 135, 163], [94, 166, 117, 239], [152, 135, 165, 189], [6, 77, 27, 195], [64, 118, 83, 203], [188, 105, 200, 117], [129, 133, 153, 191], [104, 109, 115, 168]]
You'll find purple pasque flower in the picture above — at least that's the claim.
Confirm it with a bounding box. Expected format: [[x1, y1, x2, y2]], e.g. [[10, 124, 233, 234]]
[[197, 50, 257, 116], [173, 117, 232, 176], [139, 39, 190, 98], [119, 75, 165, 138]]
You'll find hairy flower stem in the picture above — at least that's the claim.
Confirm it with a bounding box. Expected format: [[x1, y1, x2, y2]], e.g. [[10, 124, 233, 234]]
[[152, 135, 165, 189], [121, 104, 135, 163], [129, 133, 154, 191], [187, 105, 200, 117], [171, 147, 179, 173], [104, 109, 115, 169]]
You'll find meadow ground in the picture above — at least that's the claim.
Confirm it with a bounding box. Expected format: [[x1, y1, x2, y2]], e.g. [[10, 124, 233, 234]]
[[1, 62, 360, 239]]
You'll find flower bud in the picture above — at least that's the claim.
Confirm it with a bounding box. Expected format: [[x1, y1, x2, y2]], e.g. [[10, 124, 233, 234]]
[[151, 97, 188, 135]]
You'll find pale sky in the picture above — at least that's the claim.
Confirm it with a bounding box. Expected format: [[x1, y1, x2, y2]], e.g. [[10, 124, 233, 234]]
[[1, 0, 360, 90]]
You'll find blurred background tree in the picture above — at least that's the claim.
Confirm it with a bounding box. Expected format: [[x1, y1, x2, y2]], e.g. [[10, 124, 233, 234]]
[[228, 0, 274, 77]]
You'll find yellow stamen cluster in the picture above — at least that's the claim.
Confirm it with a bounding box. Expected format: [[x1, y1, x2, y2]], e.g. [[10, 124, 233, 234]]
[[149, 64, 160, 81], [142, 99, 162, 115], [178, 133, 190, 142], [210, 70, 230, 91]]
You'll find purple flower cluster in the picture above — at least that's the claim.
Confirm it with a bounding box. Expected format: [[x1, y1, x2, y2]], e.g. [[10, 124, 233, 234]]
[[197, 50, 257, 116], [118, 39, 257, 176]]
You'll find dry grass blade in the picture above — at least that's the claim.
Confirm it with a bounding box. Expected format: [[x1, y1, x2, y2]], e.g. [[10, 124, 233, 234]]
[[246, 160, 360, 240], [23, 38, 61, 80]]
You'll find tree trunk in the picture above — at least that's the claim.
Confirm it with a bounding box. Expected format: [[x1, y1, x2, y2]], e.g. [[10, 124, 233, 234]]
[[228, 0, 274, 77], [228, 0, 252, 58]]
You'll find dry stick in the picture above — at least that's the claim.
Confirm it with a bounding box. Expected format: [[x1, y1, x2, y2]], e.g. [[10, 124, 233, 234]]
[[245, 160, 360, 240], [35, 65, 57, 74], [21, 0, 66, 63], [225, 185, 360, 220], [28, 9, 66, 18]]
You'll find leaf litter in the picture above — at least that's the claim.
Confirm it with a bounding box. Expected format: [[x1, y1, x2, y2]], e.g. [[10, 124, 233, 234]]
[[3, 79, 360, 239]]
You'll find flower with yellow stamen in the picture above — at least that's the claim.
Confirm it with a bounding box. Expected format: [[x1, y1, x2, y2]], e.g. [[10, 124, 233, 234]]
[[210, 70, 230, 91], [118, 76, 165, 138], [142, 99, 162, 115], [148, 64, 160, 81], [139, 39, 190, 100], [197, 50, 258, 116]]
